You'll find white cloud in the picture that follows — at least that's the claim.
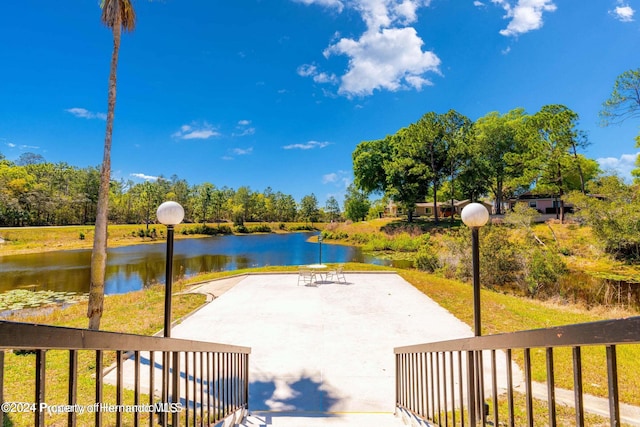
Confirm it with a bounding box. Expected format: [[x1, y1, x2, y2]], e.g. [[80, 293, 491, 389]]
[[232, 147, 254, 155], [597, 153, 638, 180], [130, 173, 159, 181], [233, 120, 256, 137], [323, 173, 339, 183], [297, 64, 338, 84], [295, 0, 441, 97], [474, 1, 486, 6], [6, 142, 16, 148], [325, 27, 440, 96], [610, 4, 635, 22], [291, 0, 344, 12], [492, 0, 557, 37], [65, 107, 107, 120], [171, 122, 220, 140], [283, 140, 331, 150], [322, 170, 352, 188]]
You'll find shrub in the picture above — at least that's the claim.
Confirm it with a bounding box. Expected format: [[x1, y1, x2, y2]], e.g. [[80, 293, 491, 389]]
[[79, 232, 85, 240], [479, 226, 519, 288], [437, 230, 471, 281], [234, 225, 249, 233], [181, 224, 232, 235], [248, 224, 272, 233], [216, 225, 233, 234], [320, 230, 348, 240], [288, 224, 316, 231], [415, 245, 440, 272], [522, 247, 568, 297]]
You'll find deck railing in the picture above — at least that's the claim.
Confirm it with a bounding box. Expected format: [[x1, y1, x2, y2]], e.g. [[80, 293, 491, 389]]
[[394, 316, 640, 426], [0, 320, 251, 426]]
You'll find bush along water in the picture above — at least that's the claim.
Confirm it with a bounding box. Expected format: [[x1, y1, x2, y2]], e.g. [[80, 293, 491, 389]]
[[322, 216, 639, 309]]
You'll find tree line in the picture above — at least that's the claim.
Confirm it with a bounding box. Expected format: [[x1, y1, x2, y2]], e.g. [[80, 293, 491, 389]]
[[0, 152, 355, 227], [352, 104, 600, 223]]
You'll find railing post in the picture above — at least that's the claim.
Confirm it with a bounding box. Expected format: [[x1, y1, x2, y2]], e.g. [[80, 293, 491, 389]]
[[172, 351, 180, 427], [0, 350, 4, 427], [572, 347, 584, 426], [546, 347, 556, 427], [95, 350, 103, 427], [69, 350, 78, 427], [161, 351, 169, 426], [467, 350, 476, 425], [606, 345, 621, 426], [35, 350, 46, 427]]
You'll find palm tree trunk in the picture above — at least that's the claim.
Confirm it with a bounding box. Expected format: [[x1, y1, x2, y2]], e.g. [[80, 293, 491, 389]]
[[88, 14, 121, 330]]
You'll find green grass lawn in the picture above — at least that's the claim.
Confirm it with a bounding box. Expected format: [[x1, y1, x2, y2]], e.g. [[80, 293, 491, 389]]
[[399, 269, 640, 406]]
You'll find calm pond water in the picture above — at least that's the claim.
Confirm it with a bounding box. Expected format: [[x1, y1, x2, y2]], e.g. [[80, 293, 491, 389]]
[[0, 233, 406, 295]]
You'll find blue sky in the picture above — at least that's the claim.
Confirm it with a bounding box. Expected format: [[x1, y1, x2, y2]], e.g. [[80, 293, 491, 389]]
[[2, 0, 640, 206]]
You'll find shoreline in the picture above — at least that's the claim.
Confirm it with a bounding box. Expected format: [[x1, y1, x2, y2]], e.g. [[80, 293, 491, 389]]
[[0, 223, 322, 257]]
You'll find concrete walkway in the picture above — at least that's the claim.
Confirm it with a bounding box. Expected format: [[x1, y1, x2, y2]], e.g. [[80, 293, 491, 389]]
[[174, 272, 476, 425]]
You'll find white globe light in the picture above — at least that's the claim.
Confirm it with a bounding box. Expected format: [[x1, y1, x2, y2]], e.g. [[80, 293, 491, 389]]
[[157, 201, 185, 226], [461, 203, 489, 228]]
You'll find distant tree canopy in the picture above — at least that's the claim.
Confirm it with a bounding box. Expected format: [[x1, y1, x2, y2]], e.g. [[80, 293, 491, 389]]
[[600, 68, 640, 181], [344, 184, 370, 222], [352, 105, 598, 222], [0, 157, 335, 227]]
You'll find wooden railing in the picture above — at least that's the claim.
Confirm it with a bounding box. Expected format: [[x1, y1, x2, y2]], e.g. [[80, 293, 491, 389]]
[[394, 316, 640, 426], [0, 321, 251, 426]]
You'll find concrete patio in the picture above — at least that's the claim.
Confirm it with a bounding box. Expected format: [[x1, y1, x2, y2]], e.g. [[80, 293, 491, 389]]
[[170, 272, 478, 426], [102, 272, 640, 426]]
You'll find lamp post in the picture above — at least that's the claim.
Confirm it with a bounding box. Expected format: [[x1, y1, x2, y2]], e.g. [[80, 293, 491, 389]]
[[461, 202, 489, 337], [461, 202, 490, 424], [156, 201, 185, 338], [318, 234, 323, 265], [157, 201, 184, 425]]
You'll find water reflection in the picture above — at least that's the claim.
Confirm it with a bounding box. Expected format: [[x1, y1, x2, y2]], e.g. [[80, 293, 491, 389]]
[[0, 233, 406, 295]]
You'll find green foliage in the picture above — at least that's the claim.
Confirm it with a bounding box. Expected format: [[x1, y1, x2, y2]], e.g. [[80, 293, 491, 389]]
[[362, 232, 422, 252], [473, 108, 527, 214], [234, 224, 249, 233], [136, 227, 158, 239], [325, 196, 341, 221], [299, 193, 320, 224], [479, 226, 520, 288], [568, 176, 640, 260], [600, 68, 640, 127], [524, 247, 568, 297], [321, 230, 349, 240], [288, 224, 316, 231], [352, 110, 474, 224], [344, 184, 370, 222], [247, 224, 272, 233], [181, 224, 232, 235], [79, 232, 85, 240], [414, 240, 440, 273], [503, 202, 539, 228], [366, 198, 388, 220]]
